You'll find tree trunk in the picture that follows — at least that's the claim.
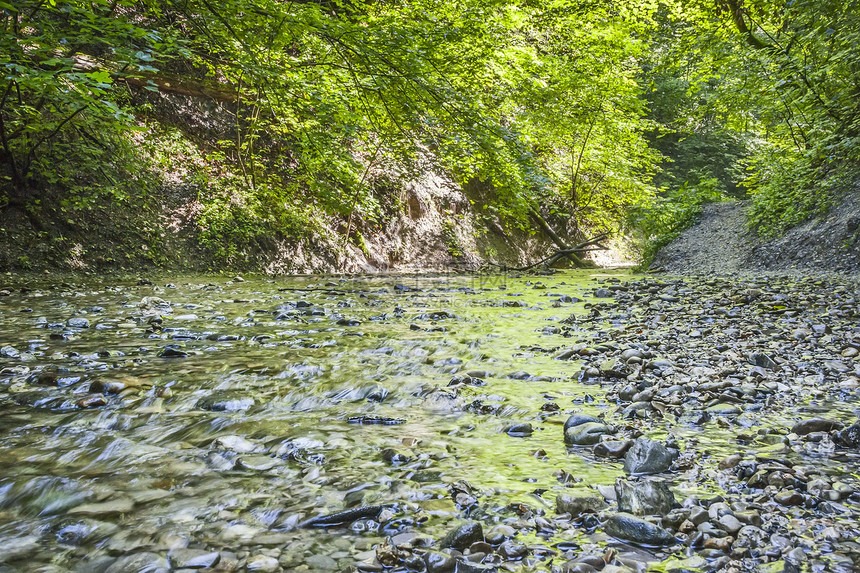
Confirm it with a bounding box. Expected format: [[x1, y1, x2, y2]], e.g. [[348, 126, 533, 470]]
[[528, 207, 585, 267]]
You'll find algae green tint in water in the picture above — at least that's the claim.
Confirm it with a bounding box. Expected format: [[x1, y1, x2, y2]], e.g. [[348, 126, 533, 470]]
[[0, 271, 633, 570]]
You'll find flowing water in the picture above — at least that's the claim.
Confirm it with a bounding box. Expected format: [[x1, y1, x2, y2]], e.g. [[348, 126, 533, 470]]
[[0, 271, 635, 571]]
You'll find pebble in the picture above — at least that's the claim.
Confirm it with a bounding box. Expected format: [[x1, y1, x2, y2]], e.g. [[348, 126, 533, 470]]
[[556, 493, 604, 517], [105, 553, 169, 573], [246, 554, 280, 572]]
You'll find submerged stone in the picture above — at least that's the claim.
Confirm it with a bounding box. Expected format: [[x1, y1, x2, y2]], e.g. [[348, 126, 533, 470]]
[[603, 512, 676, 546]]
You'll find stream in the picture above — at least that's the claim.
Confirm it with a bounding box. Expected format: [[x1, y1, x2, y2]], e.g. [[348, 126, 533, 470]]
[[0, 271, 858, 573]]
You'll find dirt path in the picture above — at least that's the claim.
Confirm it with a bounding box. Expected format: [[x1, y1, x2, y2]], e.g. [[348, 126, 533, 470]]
[[651, 197, 860, 275]]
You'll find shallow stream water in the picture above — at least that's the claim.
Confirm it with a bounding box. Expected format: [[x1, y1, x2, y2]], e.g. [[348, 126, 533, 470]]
[[0, 271, 858, 573]]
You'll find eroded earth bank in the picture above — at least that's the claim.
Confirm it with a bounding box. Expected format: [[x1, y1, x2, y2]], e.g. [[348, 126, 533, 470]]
[[0, 271, 858, 573]]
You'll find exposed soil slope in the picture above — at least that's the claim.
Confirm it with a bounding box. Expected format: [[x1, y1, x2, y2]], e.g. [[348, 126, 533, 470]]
[[651, 195, 860, 275]]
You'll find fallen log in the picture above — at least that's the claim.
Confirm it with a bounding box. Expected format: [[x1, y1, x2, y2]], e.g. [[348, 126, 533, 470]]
[[498, 231, 611, 272]]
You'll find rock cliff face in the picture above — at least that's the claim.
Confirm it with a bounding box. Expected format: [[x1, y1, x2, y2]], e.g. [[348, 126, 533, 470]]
[[651, 194, 860, 276]]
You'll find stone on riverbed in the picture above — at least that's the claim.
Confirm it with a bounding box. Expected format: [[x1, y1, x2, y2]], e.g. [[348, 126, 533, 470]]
[[556, 492, 605, 517], [564, 414, 603, 431], [105, 552, 169, 573], [623, 438, 677, 475], [246, 554, 280, 572], [835, 422, 860, 447], [196, 393, 255, 412], [68, 498, 135, 516], [593, 440, 632, 458], [168, 548, 221, 569], [0, 535, 40, 562], [791, 418, 844, 435], [603, 512, 676, 546], [440, 521, 483, 551], [565, 422, 615, 446], [505, 422, 533, 437], [615, 478, 675, 516], [66, 317, 90, 329]]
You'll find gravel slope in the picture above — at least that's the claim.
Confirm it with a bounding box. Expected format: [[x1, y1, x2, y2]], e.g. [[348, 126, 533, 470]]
[[651, 196, 860, 276]]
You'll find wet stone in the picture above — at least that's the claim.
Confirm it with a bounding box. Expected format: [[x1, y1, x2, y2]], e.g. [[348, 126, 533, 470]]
[[168, 548, 220, 569], [66, 317, 90, 329], [791, 418, 844, 435], [498, 540, 528, 560], [774, 490, 803, 506], [246, 554, 279, 572], [105, 552, 169, 573], [505, 423, 533, 437], [196, 393, 255, 412], [615, 478, 675, 516], [440, 521, 483, 551], [425, 550, 456, 573], [1, 535, 40, 562], [237, 455, 278, 471], [158, 346, 188, 358], [603, 513, 676, 546], [623, 438, 677, 475], [68, 498, 135, 516], [718, 514, 744, 535], [556, 493, 604, 517], [593, 440, 632, 459], [1, 345, 21, 359], [565, 422, 614, 446]]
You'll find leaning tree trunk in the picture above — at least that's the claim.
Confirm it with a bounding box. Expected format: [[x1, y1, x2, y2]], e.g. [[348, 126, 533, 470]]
[[528, 207, 586, 267]]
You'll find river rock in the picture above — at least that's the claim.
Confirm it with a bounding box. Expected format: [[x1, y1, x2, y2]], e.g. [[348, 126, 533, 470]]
[[0, 345, 20, 359], [835, 422, 860, 447], [718, 514, 744, 535], [623, 438, 677, 475], [556, 492, 604, 516], [498, 539, 528, 560], [565, 422, 614, 446], [506, 422, 533, 437], [603, 512, 676, 546], [424, 550, 456, 573], [105, 552, 169, 573], [67, 317, 90, 329], [69, 498, 135, 516], [168, 548, 220, 569], [774, 490, 803, 506], [615, 478, 675, 516], [440, 521, 483, 551], [196, 393, 255, 412], [564, 414, 602, 431], [246, 554, 279, 572], [0, 535, 40, 562], [599, 359, 629, 378], [594, 439, 632, 458], [791, 418, 844, 435]]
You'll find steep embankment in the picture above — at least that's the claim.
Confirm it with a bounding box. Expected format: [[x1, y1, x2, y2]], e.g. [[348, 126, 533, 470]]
[[0, 167, 625, 274], [651, 196, 860, 275]]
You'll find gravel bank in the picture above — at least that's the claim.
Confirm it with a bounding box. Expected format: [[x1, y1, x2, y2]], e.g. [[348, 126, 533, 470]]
[[651, 195, 860, 276]]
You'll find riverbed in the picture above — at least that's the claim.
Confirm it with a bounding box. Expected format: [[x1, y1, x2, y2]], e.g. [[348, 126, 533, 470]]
[[0, 271, 858, 572]]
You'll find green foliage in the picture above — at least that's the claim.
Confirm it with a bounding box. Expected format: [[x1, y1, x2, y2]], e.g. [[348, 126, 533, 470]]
[[630, 173, 727, 268], [441, 218, 464, 260], [3, 0, 858, 271], [668, 0, 860, 235]]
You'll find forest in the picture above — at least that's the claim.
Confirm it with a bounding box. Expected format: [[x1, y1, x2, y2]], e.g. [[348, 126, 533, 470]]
[[0, 0, 859, 269]]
